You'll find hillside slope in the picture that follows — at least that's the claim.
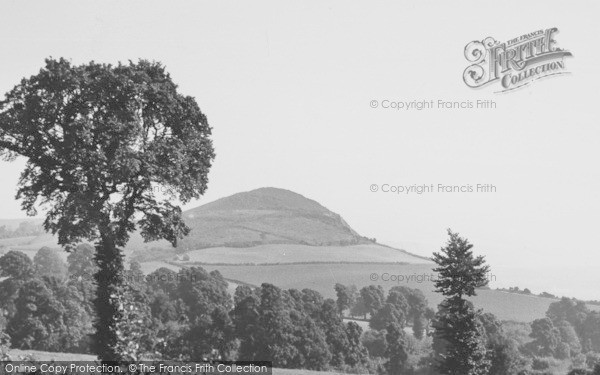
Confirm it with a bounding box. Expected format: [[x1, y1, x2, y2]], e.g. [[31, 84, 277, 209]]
[[176, 187, 371, 249]]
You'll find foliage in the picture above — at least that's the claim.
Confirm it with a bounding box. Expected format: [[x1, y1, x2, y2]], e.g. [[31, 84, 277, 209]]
[[526, 318, 562, 357], [0, 251, 36, 323], [7, 279, 66, 350], [0, 58, 215, 359], [362, 329, 387, 358], [0, 332, 9, 361], [0, 221, 44, 239], [479, 312, 525, 375], [33, 246, 67, 279], [67, 244, 97, 278], [231, 283, 370, 372], [556, 321, 582, 358], [0, 251, 34, 280], [432, 230, 491, 375], [334, 283, 357, 314], [359, 285, 385, 318], [388, 286, 429, 339], [369, 303, 405, 331], [385, 323, 408, 374], [344, 321, 369, 368]]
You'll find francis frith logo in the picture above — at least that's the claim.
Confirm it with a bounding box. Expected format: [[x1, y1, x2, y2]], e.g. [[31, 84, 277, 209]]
[[463, 28, 572, 92]]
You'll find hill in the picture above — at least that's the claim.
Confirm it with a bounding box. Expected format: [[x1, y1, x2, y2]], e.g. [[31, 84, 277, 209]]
[[177, 187, 371, 249], [129, 187, 429, 263]]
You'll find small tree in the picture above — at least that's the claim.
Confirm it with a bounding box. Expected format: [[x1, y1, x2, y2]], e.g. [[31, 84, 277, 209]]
[[7, 279, 65, 350], [479, 312, 523, 375], [66, 243, 97, 316], [360, 285, 385, 318], [0, 251, 34, 280], [369, 303, 405, 331], [0, 58, 215, 359], [413, 315, 425, 339], [334, 283, 357, 314], [528, 317, 561, 357], [344, 321, 369, 367], [0, 251, 34, 318], [385, 322, 408, 374], [432, 229, 491, 375], [361, 329, 387, 358], [0, 328, 10, 360], [231, 286, 261, 360], [34, 246, 67, 279], [67, 243, 97, 278]]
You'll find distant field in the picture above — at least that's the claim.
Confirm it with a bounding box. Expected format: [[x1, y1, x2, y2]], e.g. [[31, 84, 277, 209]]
[[176, 243, 431, 265], [0, 234, 64, 259], [0, 218, 43, 229]]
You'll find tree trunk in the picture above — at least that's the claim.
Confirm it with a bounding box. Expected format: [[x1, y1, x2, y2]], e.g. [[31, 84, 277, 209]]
[[93, 231, 125, 360]]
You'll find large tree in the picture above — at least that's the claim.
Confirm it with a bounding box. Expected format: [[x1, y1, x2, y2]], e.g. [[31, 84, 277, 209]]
[[0, 58, 215, 359], [432, 229, 491, 375]]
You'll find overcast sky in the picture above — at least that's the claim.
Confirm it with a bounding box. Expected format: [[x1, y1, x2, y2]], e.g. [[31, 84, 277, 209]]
[[1, 1, 599, 298]]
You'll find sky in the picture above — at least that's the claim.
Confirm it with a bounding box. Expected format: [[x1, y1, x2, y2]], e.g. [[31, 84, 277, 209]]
[[0, 1, 599, 299]]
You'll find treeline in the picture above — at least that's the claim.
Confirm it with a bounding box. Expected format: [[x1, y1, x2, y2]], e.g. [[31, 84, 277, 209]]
[[0, 246, 93, 354], [334, 284, 435, 338], [527, 299, 600, 374], [0, 246, 402, 373], [497, 287, 600, 307], [0, 221, 44, 240], [2, 244, 600, 374]]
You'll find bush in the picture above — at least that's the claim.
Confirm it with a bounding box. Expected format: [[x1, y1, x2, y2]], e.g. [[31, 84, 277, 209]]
[[361, 329, 387, 358], [532, 357, 550, 371], [555, 342, 571, 359], [573, 353, 588, 369], [0, 331, 10, 360], [587, 352, 600, 369]]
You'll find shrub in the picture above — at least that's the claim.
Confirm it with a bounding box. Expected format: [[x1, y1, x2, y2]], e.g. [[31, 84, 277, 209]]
[[532, 357, 550, 371]]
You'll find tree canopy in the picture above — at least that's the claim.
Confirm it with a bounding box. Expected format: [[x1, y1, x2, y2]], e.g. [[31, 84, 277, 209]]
[[0, 58, 215, 360], [0, 58, 215, 249]]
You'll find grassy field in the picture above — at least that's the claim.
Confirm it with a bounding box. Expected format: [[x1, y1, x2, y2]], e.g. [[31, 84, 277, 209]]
[[176, 243, 431, 265], [0, 234, 63, 259]]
